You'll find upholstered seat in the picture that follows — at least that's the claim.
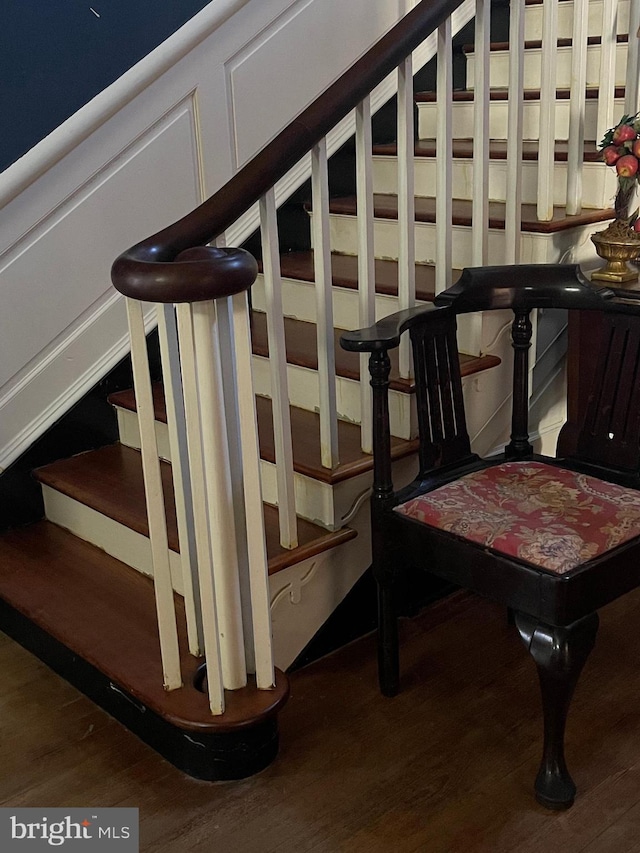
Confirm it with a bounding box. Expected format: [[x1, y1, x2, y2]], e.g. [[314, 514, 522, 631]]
[[395, 461, 640, 575], [341, 264, 640, 810]]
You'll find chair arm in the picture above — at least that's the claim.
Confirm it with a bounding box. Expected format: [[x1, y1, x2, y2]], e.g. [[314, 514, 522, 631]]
[[434, 264, 616, 314], [339, 303, 446, 352]]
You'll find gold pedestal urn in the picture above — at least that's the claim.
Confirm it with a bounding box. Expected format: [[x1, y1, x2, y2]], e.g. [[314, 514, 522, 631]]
[[593, 112, 640, 283], [591, 220, 640, 284]]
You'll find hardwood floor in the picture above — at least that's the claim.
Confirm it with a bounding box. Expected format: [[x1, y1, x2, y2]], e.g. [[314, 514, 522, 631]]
[[3, 589, 640, 852]]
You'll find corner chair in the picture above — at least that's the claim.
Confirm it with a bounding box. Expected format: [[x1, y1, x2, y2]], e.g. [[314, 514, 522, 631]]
[[341, 264, 640, 809]]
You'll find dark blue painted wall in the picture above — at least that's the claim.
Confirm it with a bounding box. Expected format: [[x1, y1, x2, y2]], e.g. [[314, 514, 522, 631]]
[[1, 0, 213, 173]]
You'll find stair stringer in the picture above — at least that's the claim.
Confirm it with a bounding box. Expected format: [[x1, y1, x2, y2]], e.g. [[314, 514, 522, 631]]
[[269, 453, 417, 670]]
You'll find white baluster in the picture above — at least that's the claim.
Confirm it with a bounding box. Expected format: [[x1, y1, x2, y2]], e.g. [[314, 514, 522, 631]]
[[625, 0, 640, 115], [126, 299, 182, 691], [260, 189, 298, 549], [213, 233, 256, 676], [232, 290, 276, 690], [597, 0, 618, 143], [157, 304, 203, 657], [566, 0, 589, 215], [397, 55, 416, 380], [215, 293, 256, 675], [192, 300, 247, 690], [537, 0, 559, 221], [436, 17, 453, 294], [311, 139, 339, 469], [473, 0, 490, 264], [505, 0, 524, 263], [176, 303, 224, 714], [356, 96, 375, 454]]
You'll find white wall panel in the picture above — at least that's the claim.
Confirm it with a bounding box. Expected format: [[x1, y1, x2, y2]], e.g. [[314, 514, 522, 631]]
[[0, 102, 201, 467], [227, 0, 404, 168]]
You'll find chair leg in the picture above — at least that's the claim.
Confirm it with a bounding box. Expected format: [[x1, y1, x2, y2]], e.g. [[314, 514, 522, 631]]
[[376, 576, 399, 697], [514, 611, 599, 810]]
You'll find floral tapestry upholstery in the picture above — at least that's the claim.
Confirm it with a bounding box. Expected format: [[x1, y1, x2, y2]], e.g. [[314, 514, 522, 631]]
[[394, 461, 640, 574]]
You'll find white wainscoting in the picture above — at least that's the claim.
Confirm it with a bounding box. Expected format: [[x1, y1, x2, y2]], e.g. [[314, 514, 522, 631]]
[[0, 0, 474, 471]]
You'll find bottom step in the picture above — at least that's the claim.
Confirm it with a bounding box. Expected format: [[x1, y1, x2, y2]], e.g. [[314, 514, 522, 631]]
[[0, 521, 289, 780]]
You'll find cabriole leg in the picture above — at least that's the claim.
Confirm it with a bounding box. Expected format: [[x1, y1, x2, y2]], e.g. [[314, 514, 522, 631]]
[[514, 611, 599, 809]]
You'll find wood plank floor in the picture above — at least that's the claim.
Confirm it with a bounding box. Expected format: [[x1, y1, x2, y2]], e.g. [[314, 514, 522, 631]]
[[3, 589, 640, 852]]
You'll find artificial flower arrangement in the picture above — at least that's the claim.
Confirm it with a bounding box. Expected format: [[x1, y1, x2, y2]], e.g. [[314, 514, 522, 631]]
[[591, 114, 640, 282], [599, 113, 640, 231]]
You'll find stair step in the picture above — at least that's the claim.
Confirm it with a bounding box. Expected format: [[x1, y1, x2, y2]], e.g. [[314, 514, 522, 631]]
[[415, 86, 627, 105], [372, 138, 602, 163], [276, 251, 453, 302], [465, 35, 629, 55], [253, 253, 463, 330], [108, 387, 420, 485], [0, 520, 288, 777], [523, 0, 630, 42], [34, 444, 356, 575], [464, 36, 629, 90], [326, 194, 613, 234], [415, 87, 626, 140], [371, 139, 612, 207], [321, 194, 614, 268], [249, 310, 499, 388]]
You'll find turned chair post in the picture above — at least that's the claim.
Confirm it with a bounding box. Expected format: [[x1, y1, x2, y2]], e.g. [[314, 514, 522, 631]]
[[369, 349, 398, 696], [506, 306, 534, 460]]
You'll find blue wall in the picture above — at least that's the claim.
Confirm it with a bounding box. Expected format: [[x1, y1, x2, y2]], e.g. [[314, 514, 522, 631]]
[[1, 0, 213, 173]]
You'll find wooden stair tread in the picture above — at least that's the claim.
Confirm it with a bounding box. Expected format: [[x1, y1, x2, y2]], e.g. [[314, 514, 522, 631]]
[[325, 193, 614, 234], [415, 86, 626, 103], [463, 34, 628, 53], [250, 312, 500, 389], [275, 251, 463, 303], [33, 444, 356, 574], [373, 138, 602, 163], [0, 520, 288, 731], [108, 387, 420, 484]]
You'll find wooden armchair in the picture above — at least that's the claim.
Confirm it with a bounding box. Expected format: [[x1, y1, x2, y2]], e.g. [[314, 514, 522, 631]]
[[341, 264, 640, 809]]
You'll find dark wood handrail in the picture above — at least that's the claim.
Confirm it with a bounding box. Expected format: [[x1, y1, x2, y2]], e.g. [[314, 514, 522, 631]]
[[111, 0, 465, 303]]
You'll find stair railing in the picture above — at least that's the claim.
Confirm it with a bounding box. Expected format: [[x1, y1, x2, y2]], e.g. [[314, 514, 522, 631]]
[[112, 0, 469, 712]]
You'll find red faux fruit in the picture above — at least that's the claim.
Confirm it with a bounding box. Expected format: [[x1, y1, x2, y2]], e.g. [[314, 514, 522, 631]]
[[634, 219, 640, 232], [613, 123, 637, 145], [633, 139, 640, 158], [616, 154, 639, 177], [603, 145, 621, 164]]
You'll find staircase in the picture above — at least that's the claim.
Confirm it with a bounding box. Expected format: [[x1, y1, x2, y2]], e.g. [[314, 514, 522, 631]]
[[0, 0, 635, 780]]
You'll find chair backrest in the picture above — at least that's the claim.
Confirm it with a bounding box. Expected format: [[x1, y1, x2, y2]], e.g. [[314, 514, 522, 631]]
[[410, 310, 472, 472], [563, 308, 640, 478], [428, 265, 640, 477]]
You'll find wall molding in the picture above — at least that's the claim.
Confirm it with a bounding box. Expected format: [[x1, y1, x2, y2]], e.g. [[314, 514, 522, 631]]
[[0, 0, 249, 208]]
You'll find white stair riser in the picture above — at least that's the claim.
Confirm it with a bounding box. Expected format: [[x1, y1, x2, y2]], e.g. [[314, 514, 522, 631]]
[[524, 0, 629, 41], [417, 96, 625, 141], [326, 213, 610, 269], [115, 405, 385, 529], [251, 355, 415, 440], [42, 484, 186, 595], [373, 155, 616, 208], [466, 41, 629, 91], [252, 273, 412, 329]]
